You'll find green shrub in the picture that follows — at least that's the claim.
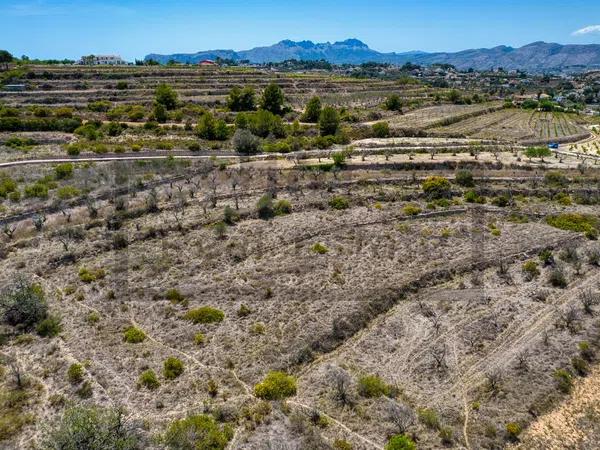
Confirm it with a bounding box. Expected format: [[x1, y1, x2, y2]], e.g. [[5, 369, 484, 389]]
[[88, 100, 112, 112], [123, 326, 146, 343], [548, 267, 567, 288], [256, 194, 274, 219], [372, 122, 390, 138], [138, 369, 160, 390], [36, 315, 62, 337], [165, 288, 186, 304], [553, 368, 573, 393], [329, 195, 349, 210], [546, 213, 598, 239], [579, 341, 594, 361], [194, 332, 206, 345], [163, 414, 232, 450], [332, 151, 347, 167], [254, 371, 297, 400], [572, 356, 589, 376], [384, 94, 403, 112], [44, 405, 139, 450], [505, 422, 522, 440], [402, 204, 422, 216], [539, 249, 554, 266], [54, 163, 73, 180], [0, 176, 17, 198], [223, 205, 238, 224], [183, 307, 225, 324], [422, 176, 451, 200], [455, 169, 474, 187], [334, 440, 353, 450], [237, 304, 252, 317], [86, 311, 100, 324], [522, 260, 540, 281], [0, 278, 47, 329], [491, 195, 510, 207], [250, 322, 266, 335], [544, 171, 568, 187], [56, 185, 81, 200], [163, 357, 184, 380], [311, 243, 329, 254], [358, 374, 390, 398], [385, 434, 416, 450], [24, 182, 49, 199], [67, 363, 84, 384], [274, 199, 292, 216], [439, 426, 454, 444], [464, 190, 486, 204], [418, 408, 440, 429], [78, 267, 106, 283]]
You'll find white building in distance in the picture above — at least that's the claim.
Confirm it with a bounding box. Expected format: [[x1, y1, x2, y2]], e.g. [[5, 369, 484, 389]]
[[78, 55, 127, 65]]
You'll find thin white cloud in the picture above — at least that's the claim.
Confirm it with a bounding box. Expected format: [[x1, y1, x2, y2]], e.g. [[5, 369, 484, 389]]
[[572, 25, 600, 35]]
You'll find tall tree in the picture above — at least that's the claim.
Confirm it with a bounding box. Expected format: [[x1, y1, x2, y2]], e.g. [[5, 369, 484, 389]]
[[155, 83, 178, 110], [318, 106, 340, 136], [260, 83, 285, 116], [0, 50, 14, 71], [301, 96, 322, 122]]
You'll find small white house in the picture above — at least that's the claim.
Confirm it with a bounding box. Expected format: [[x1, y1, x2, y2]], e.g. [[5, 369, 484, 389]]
[[78, 55, 127, 66]]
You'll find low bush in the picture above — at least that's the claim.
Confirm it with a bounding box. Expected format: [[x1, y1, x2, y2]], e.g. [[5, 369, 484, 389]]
[[165, 288, 186, 304], [56, 185, 81, 200], [358, 374, 391, 398], [78, 267, 106, 283], [544, 171, 568, 187], [385, 434, 416, 450], [422, 176, 451, 200], [123, 326, 146, 343], [505, 422, 522, 440], [522, 260, 540, 281], [402, 204, 421, 216], [329, 195, 349, 210], [539, 249, 554, 266], [183, 306, 225, 324], [36, 315, 62, 337], [553, 368, 573, 393], [194, 332, 205, 345], [548, 266, 567, 288], [43, 405, 139, 450], [273, 199, 292, 215], [372, 122, 390, 138], [546, 213, 598, 240], [67, 363, 84, 384], [163, 357, 184, 380], [256, 194, 274, 219], [311, 243, 329, 254], [455, 169, 474, 187], [417, 408, 440, 430], [54, 163, 73, 180], [572, 356, 589, 376], [254, 371, 297, 400], [464, 190, 486, 204], [162, 414, 233, 449], [0, 278, 47, 330], [138, 369, 160, 390]]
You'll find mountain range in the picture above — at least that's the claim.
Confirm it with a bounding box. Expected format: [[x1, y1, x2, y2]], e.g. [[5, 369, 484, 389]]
[[145, 39, 600, 72]]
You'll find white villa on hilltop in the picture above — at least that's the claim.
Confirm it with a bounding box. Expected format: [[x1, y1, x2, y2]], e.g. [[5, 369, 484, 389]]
[[78, 55, 127, 65]]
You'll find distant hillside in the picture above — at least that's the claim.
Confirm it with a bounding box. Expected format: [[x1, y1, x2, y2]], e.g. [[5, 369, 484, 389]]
[[145, 39, 600, 72]]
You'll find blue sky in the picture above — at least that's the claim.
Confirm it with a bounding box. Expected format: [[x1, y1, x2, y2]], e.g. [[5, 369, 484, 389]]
[[2, 0, 600, 60]]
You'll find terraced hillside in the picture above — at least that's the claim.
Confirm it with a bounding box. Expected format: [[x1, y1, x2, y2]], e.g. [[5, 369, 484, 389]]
[[1, 64, 600, 450]]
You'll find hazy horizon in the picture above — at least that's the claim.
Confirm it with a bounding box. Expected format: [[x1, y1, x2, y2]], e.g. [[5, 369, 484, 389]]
[[2, 0, 600, 60]]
